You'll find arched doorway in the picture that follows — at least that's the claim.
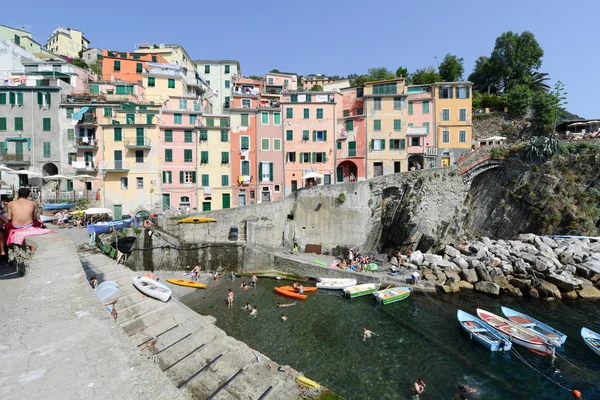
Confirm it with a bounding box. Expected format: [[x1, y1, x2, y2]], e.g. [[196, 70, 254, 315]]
[[408, 155, 424, 170], [336, 160, 358, 183], [42, 163, 58, 176]]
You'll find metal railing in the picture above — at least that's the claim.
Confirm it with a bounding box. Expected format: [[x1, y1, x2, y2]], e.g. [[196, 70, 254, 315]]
[[0, 154, 31, 163], [72, 161, 98, 171], [125, 138, 151, 148], [74, 137, 98, 147], [102, 161, 129, 171], [425, 146, 438, 156]]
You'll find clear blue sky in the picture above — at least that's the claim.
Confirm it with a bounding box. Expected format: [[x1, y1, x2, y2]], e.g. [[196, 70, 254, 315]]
[[6, 0, 598, 117]]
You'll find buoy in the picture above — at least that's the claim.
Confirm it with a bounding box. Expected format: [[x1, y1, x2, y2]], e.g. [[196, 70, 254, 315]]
[[572, 389, 582, 398], [143, 219, 153, 228]]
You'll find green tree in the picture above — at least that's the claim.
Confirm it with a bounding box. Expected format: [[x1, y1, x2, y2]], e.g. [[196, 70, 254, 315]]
[[468, 56, 499, 93], [367, 67, 396, 81], [438, 53, 464, 82], [89, 61, 102, 79], [395, 66, 408, 78], [504, 84, 533, 116], [310, 84, 323, 91], [410, 67, 440, 85], [532, 91, 557, 129], [490, 31, 544, 92], [70, 58, 88, 69], [269, 69, 280, 73], [248, 75, 263, 81], [524, 72, 550, 94], [550, 81, 568, 136]]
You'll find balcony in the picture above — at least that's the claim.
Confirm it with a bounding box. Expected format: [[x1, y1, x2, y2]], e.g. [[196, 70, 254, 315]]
[[407, 126, 428, 136], [77, 112, 98, 126], [102, 161, 129, 172], [125, 137, 151, 149], [425, 146, 438, 156], [0, 153, 31, 165], [338, 132, 348, 140], [74, 137, 98, 149], [72, 161, 98, 172]]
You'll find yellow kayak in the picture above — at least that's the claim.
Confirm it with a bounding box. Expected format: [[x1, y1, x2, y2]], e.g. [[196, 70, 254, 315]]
[[295, 376, 320, 389], [69, 210, 86, 215], [166, 278, 207, 289], [177, 217, 217, 224]]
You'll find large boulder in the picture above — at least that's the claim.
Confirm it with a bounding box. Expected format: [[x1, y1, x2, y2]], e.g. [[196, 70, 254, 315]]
[[509, 278, 532, 290], [459, 269, 479, 283], [513, 258, 529, 275], [578, 286, 600, 299], [409, 250, 424, 266], [475, 266, 491, 282], [533, 280, 562, 299], [445, 270, 461, 282], [435, 270, 447, 282], [581, 260, 600, 275], [476, 247, 489, 261], [490, 257, 502, 268], [508, 240, 526, 252], [454, 257, 469, 270], [492, 275, 509, 287], [435, 259, 459, 270], [490, 246, 511, 260], [533, 257, 553, 273], [563, 290, 578, 300], [467, 258, 482, 269], [517, 233, 537, 243], [444, 245, 461, 259], [424, 253, 442, 263], [515, 252, 538, 266], [458, 281, 474, 290], [500, 262, 514, 275], [474, 281, 500, 296], [545, 271, 583, 291], [424, 273, 438, 281], [527, 286, 540, 298], [539, 236, 559, 248], [502, 284, 523, 297], [534, 236, 555, 256]]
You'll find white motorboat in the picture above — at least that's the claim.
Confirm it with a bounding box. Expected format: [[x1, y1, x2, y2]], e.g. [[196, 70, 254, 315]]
[[316, 278, 357, 290], [132, 276, 171, 302]]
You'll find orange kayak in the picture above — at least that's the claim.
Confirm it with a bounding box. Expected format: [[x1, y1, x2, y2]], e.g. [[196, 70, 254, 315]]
[[279, 285, 317, 293], [274, 287, 307, 300]]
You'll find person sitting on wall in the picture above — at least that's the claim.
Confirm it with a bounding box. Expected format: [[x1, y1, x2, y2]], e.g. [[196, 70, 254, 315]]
[[6, 188, 45, 231]]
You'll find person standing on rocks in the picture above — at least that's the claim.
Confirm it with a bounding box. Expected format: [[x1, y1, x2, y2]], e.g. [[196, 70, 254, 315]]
[[411, 271, 421, 285]]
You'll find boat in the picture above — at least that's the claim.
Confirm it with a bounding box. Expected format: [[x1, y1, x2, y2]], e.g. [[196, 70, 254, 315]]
[[316, 278, 357, 289], [166, 278, 207, 289], [550, 235, 600, 242], [457, 310, 512, 352], [501, 306, 567, 346], [43, 202, 75, 210], [274, 287, 307, 300], [373, 286, 412, 305], [177, 217, 217, 224], [84, 208, 113, 216], [278, 285, 318, 293], [344, 283, 381, 298], [95, 281, 119, 302], [581, 327, 600, 357], [296, 376, 320, 389], [132, 276, 171, 302], [40, 214, 55, 223], [477, 309, 554, 355], [87, 218, 134, 234]]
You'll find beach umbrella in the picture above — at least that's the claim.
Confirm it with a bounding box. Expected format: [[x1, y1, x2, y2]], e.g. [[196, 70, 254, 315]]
[[7, 170, 41, 176], [0, 164, 13, 183], [72, 174, 97, 200], [44, 175, 69, 201]]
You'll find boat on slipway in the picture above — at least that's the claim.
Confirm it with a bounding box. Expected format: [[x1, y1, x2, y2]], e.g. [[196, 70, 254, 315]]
[[87, 218, 133, 234], [373, 287, 412, 305], [316, 278, 357, 290], [344, 283, 380, 298], [457, 310, 512, 352], [177, 217, 217, 224], [501, 306, 567, 346], [477, 309, 554, 355], [43, 202, 75, 211], [132, 276, 172, 302]]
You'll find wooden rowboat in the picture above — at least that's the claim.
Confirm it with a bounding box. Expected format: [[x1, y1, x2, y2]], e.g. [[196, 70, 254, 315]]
[[457, 310, 512, 352], [274, 287, 307, 300], [373, 287, 412, 305], [477, 309, 554, 355], [344, 283, 380, 298], [581, 327, 600, 357], [501, 306, 566, 346]]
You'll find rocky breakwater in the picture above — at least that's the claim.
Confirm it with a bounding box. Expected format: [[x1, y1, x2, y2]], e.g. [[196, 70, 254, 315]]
[[403, 234, 600, 300]]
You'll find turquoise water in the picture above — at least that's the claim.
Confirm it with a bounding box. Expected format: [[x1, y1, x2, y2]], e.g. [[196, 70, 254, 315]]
[[183, 279, 600, 399]]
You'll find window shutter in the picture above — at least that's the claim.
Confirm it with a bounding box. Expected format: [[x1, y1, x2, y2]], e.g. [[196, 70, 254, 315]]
[[381, 140, 386, 150], [9, 92, 15, 105], [312, 152, 316, 163], [162, 171, 166, 183], [401, 139, 406, 149], [370, 139, 374, 150], [465, 86, 470, 99], [389, 139, 393, 149], [258, 162, 263, 181], [46, 92, 51, 105], [180, 171, 184, 183], [323, 131, 327, 141], [37, 92, 43, 105], [299, 153, 303, 163], [313, 130, 316, 141], [17, 93, 23, 105], [191, 172, 196, 183], [269, 163, 273, 181], [322, 152, 326, 162]]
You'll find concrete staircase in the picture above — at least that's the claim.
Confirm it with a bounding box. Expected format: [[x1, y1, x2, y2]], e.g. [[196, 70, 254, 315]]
[[77, 247, 304, 400]]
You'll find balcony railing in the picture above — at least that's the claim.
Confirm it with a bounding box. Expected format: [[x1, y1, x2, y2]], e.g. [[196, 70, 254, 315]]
[[425, 146, 438, 156], [72, 161, 98, 171], [125, 138, 151, 149], [102, 161, 129, 172], [0, 153, 31, 164], [74, 137, 98, 148]]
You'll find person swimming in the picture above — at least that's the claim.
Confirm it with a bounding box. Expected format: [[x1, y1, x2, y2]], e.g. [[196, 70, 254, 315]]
[[243, 303, 252, 311], [276, 302, 297, 308], [363, 328, 379, 342], [249, 306, 258, 317], [281, 314, 288, 321], [413, 378, 426, 396]]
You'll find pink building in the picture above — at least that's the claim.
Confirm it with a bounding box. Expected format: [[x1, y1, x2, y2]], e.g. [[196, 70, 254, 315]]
[[264, 72, 297, 95], [336, 86, 366, 182], [281, 91, 339, 194], [159, 96, 203, 212], [406, 85, 436, 169], [257, 104, 284, 202]]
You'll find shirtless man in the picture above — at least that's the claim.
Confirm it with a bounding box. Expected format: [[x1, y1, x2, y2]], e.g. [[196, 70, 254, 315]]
[[363, 328, 379, 342], [7, 188, 39, 229]]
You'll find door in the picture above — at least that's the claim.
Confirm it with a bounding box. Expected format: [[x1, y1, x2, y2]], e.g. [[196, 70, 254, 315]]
[[441, 157, 450, 167], [162, 194, 170, 210], [202, 201, 211, 212], [261, 191, 270, 202], [114, 150, 123, 169], [336, 166, 344, 183], [114, 205, 122, 220], [84, 151, 93, 168], [222, 193, 230, 209], [374, 162, 383, 176], [394, 162, 401, 173], [291, 180, 297, 192], [349, 165, 357, 178], [15, 142, 23, 160], [238, 192, 246, 206]]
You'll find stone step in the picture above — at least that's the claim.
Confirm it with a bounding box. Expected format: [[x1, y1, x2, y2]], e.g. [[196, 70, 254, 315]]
[[122, 308, 186, 337], [165, 339, 228, 390], [212, 361, 285, 400], [117, 299, 172, 326], [156, 327, 225, 372]]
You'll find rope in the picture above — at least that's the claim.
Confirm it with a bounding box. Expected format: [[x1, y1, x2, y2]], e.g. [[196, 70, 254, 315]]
[[555, 351, 599, 379], [415, 287, 453, 314], [510, 347, 572, 393]]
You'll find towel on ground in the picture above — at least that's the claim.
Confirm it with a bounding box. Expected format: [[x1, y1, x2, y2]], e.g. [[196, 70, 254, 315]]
[[7, 227, 56, 245]]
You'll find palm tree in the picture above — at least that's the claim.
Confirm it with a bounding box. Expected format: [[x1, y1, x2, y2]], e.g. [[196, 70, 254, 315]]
[[524, 72, 550, 93]]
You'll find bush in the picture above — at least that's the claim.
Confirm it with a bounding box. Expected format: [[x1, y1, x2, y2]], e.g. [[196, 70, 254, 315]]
[[504, 85, 533, 117], [490, 147, 509, 159], [337, 193, 346, 203], [526, 136, 559, 162]]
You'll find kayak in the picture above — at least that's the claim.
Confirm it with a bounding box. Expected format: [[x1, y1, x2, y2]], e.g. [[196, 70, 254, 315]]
[[296, 376, 320, 389], [132, 276, 172, 302], [177, 217, 217, 224], [316, 278, 357, 289], [278, 285, 317, 293], [166, 278, 207, 289], [344, 283, 380, 298], [274, 287, 307, 300]]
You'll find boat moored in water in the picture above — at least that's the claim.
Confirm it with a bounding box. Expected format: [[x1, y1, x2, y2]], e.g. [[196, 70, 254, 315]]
[[373, 287, 412, 305], [344, 283, 380, 298], [457, 310, 512, 352], [316, 278, 357, 289], [581, 327, 600, 357], [501, 306, 567, 346]]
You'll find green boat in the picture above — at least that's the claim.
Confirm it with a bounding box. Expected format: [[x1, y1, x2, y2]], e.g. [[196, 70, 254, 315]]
[[344, 283, 381, 298], [373, 287, 412, 305]]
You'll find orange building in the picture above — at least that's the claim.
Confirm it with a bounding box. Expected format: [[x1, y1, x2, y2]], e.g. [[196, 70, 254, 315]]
[[101, 50, 167, 84]]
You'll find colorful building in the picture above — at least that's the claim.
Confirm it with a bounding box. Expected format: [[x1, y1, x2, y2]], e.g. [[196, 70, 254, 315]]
[[195, 60, 240, 114], [256, 102, 284, 203], [432, 82, 473, 166], [0, 24, 58, 60], [336, 86, 366, 182], [281, 91, 339, 194], [45, 27, 90, 59], [406, 84, 436, 169], [364, 78, 409, 177], [101, 50, 168, 84]]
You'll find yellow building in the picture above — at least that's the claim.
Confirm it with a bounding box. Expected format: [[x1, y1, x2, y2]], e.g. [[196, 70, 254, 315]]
[[197, 115, 232, 211], [0, 24, 60, 59], [44, 27, 89, 59], [101, 102, 161, 218], [364, 78, 409, 177], [433, 82, 473, 166]]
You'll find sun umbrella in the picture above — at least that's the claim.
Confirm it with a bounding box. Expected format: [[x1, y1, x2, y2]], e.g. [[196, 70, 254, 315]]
[[0, 165, 13, 172], [72, 174, 97, 199], [301, 171, 324, 180], [44, 175, 69, 201], [7, 170, 41, 176]]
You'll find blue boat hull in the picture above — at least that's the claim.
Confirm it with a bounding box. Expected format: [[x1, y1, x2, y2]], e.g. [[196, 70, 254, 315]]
[[501, 306, 567, 346], [457, 310, 512, 352], [87, 218, 133, 235], [43, 203, 76, 210]]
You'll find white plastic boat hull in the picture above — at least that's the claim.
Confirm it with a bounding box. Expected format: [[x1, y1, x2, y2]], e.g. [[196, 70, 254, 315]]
[[581, 327, 600, 357], [132, 276, 171, 302], [316, 278, 357, 289]]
